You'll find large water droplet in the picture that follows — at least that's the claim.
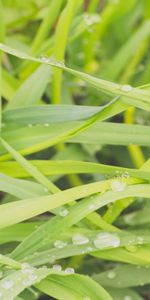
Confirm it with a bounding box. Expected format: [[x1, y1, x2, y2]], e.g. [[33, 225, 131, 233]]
[[107, 270, 116, 279], [111, 179, 126, 192], [52, 264, 62, 272], [2, 280, 14, 290], [72, 233, 89, 245], [59, 208, 69, 217], [93, 232, 120, 249], [121, 85, 133, 92], [64, 267, 75, 274], [54, 240, 67, 249]]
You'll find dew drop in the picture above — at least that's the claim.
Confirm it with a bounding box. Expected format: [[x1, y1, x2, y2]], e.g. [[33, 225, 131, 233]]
[[124, 213, 135, 224], [107, 270, 116, 279], [52, 264, 62, 272], [54, 240, 67, 249], [88, 203, 95, 210], [121, 84, 133, 92], [2, 280, 14, 290], [39, 55, 50, 63], [84, 13, 101, 26], [28, 123, 33, 128], [93, 232, 120, 249], [64, 267, 75, 274], [28, 273, 38, 282], [83, 297, 91, 300], [72, 233, 89, 245], [122, 171, 130, 178], [21, 262, 35, 274], [44, 123, 49, 127], [22, 278, 32, 286], [124, 296, 132, 300], [137, 236, 144, 245], [44, 187, 49, 193], [111, 179, 126, 192], [59, 208, 69, 217]]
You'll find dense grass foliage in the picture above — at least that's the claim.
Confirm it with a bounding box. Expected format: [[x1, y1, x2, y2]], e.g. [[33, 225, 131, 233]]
[[0, 0, 150, 299]]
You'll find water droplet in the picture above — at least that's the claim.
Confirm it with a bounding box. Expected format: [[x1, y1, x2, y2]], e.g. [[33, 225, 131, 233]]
[[88, 203, 95, 210], [124, 213, 135, 224], [2, 280, 14, 290], [107, 270, 116, 279], [28, 273, 38, 282], [83, 297, 91, 300], [54, 240, 67, 249], [124, 296, 132, 300], [44, 187, 49, 193], [121, 85, 133, 92], [111, 179, 126, 192], [52, 264, 62, 272], [22, 278, 32, 286], [39, 55, 50, 63], [84, 13, 101, 26], [44, 123, 49, 127], [72, 233, 89, 245], [122, 171, 130, 178], [93, 232, 120, 249], [86, 246, 93, 252], [28, 123, 33, 128], [137, 236, 144, 244], [21, 262, 35, 274], [59, 208, 69, 217], [64, 267, 75, 274]]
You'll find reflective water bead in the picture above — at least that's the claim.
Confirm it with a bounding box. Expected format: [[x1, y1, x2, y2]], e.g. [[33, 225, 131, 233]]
[[122, 171, 130, 178], [88, 203, 95, 210], [39, 55, 50, 63], [84, 13, 101, 26], [121, 85, 133, 92], [2, 280, 14, 290], [111, 179, 126, 192], [93, 232, 120, 249], [54, 240, 67, 249], [28, 273, 38, 282], [124, 296, 132, 300], [72, 233, 89, 245], [44, 123, 49, 127], [59, 208, 69, 217], [107, 270, 116, 279], [44, 187, 49, 193], [83, 297, 91, 300], [64, 267, 75, 274], [137, 236, 144, 244], [21, 262, 35, 274], [28, 124, 33, 127], [52, 264, 62, 272]]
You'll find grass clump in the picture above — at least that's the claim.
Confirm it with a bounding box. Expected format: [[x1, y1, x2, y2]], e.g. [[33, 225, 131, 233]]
[[0, 0, 150, 299]]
